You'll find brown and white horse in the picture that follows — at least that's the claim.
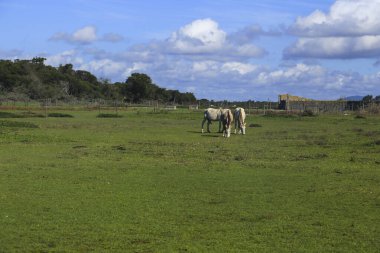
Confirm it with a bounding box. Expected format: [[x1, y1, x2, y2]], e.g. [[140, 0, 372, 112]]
[[220, 109, 234, 138]]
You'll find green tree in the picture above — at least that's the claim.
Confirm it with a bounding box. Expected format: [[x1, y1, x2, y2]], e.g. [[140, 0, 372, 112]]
[[0, 59, 198, 102], [125, 73, 157, 102], [31, 57, 46, 65], [362, 95, 373, 105]]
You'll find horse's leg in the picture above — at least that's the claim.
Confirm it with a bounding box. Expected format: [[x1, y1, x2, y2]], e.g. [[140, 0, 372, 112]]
[[201, 118, 206, 133], [207, 120, 211, 133], [234, 119, 238, 134], [223, 125, 228, 137], [218, 120, 222, 133]]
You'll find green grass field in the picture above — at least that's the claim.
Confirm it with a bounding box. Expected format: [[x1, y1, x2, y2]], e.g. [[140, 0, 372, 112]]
[[0, 109, 379, 252]]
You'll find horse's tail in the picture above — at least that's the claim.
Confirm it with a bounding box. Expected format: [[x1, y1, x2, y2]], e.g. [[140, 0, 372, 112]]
[[227, 110, 233, 126], [239, 109, 245, 126]]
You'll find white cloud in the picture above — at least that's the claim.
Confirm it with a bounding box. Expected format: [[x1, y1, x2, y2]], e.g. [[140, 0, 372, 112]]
[[228, 24, 283, 44], [285, 36, 380, 59], [169, 18, 226, 53], [124, 62, 149, 77], [49, 26, 124, 44], [80, 59, 127, 77], [164, 18, 266, 58], [221, 62, 258, 75], [286, 0, 380, 59], [256, 64, 326, 85], [45, 50, 84, 66], [192, 61, 219, 72], [290, 0, 380, 37], [72, 26, 97, 43], [101, 33, 124, 42]]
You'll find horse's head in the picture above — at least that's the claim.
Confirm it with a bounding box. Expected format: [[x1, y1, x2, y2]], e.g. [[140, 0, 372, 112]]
[[222, 109, 233, 138], [241, 122, 246, 135]]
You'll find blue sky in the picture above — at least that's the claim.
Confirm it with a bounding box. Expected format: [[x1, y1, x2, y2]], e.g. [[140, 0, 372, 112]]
[[1, 0, 380, 101]]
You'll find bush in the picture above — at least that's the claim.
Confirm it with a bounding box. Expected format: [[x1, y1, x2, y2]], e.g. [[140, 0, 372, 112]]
[[97, 113, 122, 118], [355, 114, 366, 119], [249, 123, 262, 127], [0, 112, 23, 118], [0, 111, 45, 118], [48, 113, 73, 118], [0, 120, 38, 128], [21, 111, 45, 118], [301, 109, 317, 117]]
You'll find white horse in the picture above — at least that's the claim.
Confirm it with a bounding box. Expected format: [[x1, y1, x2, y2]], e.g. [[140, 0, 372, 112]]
[[202, 108, 223, 133], [221, 109, 234, 138], [234, 107, 246, 135]]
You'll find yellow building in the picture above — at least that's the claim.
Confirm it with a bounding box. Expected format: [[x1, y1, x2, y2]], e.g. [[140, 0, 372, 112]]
[[278, 94, 313, 110]]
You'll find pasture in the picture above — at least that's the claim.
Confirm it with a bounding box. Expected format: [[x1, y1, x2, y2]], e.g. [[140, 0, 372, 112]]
[[0, 109, 379, 252]]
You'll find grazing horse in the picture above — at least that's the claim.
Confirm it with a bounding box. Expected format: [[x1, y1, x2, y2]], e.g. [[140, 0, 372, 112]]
[[234, 107, 246, 135], [202, 108, 223, 133], [220, 109, 234, 138]]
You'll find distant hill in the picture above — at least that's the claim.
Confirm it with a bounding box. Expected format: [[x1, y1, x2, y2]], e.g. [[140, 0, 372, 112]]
[[343, 95, 364, 101]]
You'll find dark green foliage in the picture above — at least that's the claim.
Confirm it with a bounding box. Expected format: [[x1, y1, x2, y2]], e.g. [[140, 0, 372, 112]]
[[96, 113, 122, 118], [20, 111, 45, 118], [362, 95, 373, 104], [0, 120, 38, 128], [0, 111, 44, 118], [301, 109, 317, 117], [121, 73, 196, 103], [355, 114, 366, 119], [0, 111, 24, 118], [0, 59, 196, 103], [249, 123, 262, 127], [48, 113, 73, 118]]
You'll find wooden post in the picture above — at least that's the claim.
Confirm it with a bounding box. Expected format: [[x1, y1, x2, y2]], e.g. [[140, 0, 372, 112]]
[[44, 98, 48, 118]]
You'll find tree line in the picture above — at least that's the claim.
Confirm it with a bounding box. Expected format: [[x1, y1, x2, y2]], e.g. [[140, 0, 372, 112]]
[[0, 57, 196, 104]]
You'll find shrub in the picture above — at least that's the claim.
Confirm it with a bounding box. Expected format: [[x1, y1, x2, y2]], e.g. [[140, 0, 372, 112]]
[[355, 114, 366, 119], [48, 113, 73, 118], [0, 112, 23, 118], [249, 123, 262, 127], [97, 113, 122, 118], [0, 111, 45, 118], [0, 120, 38, 128], [301, 109, 317, 117], [21, 111, 45, 118]]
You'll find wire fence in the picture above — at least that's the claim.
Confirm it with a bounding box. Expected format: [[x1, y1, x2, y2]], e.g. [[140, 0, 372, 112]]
[[1, 98, 379, 115]]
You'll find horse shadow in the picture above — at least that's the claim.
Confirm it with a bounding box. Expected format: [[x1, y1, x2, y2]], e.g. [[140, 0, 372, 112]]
[[186, 130, 221, 137], [201, 134, 220, 138], [187, 131, 202, 134]]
